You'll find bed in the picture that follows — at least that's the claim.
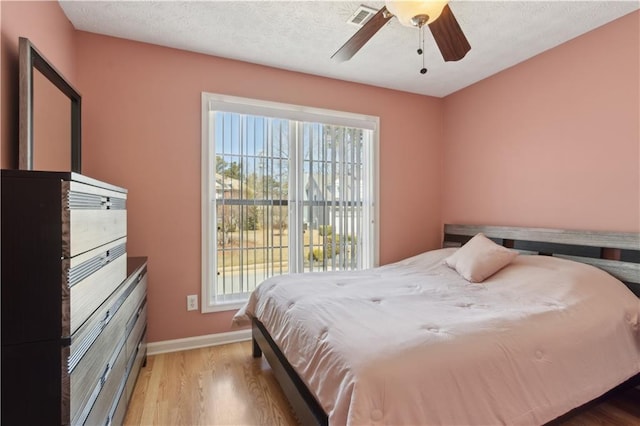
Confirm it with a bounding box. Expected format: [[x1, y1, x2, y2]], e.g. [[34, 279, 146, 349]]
[[233, 224, 640, 425]]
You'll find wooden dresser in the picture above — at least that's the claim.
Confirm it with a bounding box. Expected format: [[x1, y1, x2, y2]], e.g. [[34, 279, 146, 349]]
[[1, 170, 147, 425]]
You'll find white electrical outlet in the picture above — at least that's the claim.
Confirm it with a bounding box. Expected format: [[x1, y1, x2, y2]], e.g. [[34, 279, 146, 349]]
[[187, 294, 198, 311]]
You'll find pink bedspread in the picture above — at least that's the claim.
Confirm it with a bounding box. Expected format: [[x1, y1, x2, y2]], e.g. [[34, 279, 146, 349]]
[[234, 249, 640, 425]]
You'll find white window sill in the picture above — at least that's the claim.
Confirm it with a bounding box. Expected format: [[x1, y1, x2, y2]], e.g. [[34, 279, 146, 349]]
[[202, 299, 247, 313]]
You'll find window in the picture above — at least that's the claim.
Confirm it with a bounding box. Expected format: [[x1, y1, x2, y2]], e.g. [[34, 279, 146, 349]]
[[202, 93, 379, 311]]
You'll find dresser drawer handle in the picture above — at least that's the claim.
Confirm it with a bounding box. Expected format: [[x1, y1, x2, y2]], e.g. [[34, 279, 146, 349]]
[[101, 251, 112, 266], [135, 303, 145, 319], [101, 363, 112, 386], [100, 197, 113, 209], [102, 309, 112, 327]]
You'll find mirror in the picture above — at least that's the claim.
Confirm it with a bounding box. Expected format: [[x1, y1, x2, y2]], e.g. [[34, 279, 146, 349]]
[[19, 37, 81, 173]]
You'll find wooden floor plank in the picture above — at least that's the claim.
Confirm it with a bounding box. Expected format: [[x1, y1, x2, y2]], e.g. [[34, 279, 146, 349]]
[[124, 341, 639, 425]]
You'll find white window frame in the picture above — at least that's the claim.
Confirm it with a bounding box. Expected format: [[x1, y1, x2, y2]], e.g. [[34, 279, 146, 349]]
[[201, 92, 379, 312]]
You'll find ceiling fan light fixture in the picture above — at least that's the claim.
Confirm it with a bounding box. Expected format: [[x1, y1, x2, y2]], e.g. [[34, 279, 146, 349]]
[[385, 0, 449, 28]]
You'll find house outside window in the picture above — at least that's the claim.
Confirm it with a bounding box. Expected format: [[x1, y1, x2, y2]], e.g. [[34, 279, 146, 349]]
[[201, 93, 379, 312]]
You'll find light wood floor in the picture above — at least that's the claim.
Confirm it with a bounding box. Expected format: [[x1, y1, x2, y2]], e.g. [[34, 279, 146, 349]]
[[124, 341, 640, 425]]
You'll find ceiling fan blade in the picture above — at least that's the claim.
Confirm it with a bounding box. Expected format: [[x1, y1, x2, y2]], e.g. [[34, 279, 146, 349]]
[[331, 6, 393, 62], [428, 4, 471, 62]]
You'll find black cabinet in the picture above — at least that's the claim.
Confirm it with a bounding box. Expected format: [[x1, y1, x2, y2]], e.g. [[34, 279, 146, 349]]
[[1, 170, 147, 425]]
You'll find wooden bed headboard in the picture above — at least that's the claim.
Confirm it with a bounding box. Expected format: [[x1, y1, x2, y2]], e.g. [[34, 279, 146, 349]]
[[443, 224, 640, 296]]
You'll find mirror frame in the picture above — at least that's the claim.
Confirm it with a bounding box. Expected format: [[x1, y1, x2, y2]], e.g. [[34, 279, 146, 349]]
[[19, 37, 82, 173]]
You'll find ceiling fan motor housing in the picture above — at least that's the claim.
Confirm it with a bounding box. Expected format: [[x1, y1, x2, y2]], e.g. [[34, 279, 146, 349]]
[[411, 14, 430, 28]]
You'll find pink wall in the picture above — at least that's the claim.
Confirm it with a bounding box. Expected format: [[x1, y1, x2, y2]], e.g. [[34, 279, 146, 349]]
[[75, 32, 443, 342], [442, 11, 639, 232], [1, 0, 76, 168], [33, 68, 72, 171]]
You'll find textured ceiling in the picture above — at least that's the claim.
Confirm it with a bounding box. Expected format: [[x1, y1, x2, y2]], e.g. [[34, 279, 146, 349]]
[[59, 1, 639, 97]]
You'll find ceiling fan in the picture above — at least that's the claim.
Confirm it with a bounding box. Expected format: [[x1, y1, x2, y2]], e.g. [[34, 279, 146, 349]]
[[332, 0, 471, 65]]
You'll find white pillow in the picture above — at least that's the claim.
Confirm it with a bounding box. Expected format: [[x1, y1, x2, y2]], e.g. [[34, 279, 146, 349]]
[[445, 233, 518, 283]]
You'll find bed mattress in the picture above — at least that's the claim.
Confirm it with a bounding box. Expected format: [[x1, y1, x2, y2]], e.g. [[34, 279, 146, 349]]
[[234, 248, 640, 425]]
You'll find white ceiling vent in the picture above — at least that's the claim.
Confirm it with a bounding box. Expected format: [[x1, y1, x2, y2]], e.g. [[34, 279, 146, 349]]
[[347, 5, 378, 27]]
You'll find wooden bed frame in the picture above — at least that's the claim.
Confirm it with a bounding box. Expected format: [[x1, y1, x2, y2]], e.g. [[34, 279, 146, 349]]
[[251, 224, 640, 425]]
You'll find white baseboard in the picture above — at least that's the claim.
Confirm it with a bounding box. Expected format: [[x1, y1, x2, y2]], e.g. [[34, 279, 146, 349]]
[[147, 329, 251, 356]]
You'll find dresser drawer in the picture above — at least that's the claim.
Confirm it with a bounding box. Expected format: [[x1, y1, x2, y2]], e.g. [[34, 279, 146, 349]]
[[62, 181, 127, 258], [125, 300, 147, 362], [63, 238, 127, 336], [122, 276, 147, 355], [125, 272, 147, 324], [83, 341, 128, 426], [126, 330, 147, 402], [112, 328, 147, 426], [69, 302, 130, 424], [110, 385, 129, 426], [85, 324, 146, 425]]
